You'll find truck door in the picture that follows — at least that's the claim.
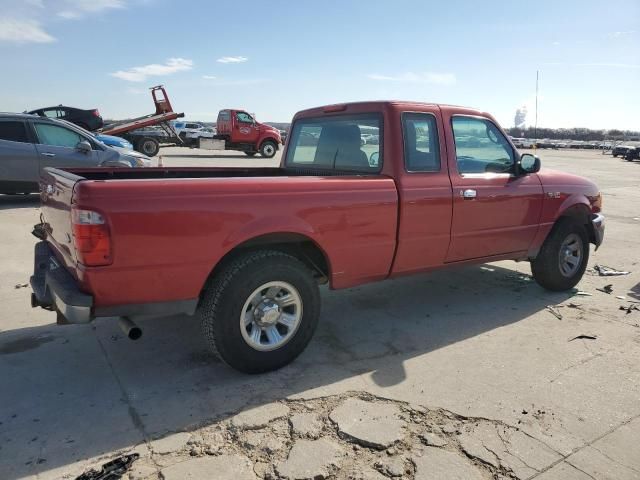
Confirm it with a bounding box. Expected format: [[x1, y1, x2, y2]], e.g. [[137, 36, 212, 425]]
[[391, 110, 454, 274], [233, 111, 259, 144], [32, 122, 102, 170], [444, 115, 543, 262]]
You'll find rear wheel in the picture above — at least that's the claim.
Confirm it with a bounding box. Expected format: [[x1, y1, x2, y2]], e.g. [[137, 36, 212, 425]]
[[200, 250, 320, 373], [136, 137, 159, 157], [531, 218, 589, 291], [259, 140, 277, 158]]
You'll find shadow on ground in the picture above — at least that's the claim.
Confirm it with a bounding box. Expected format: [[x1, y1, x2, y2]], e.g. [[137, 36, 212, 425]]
[[0, 194, 40, 211], [0, 264, 571, 478]]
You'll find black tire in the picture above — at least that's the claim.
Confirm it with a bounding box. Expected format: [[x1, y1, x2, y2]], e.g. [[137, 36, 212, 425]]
[[136, 137, 159, 157], [200, 250, 320, 373], [244, 151, 257, 157], [531, 218, 590, 291], [259, 140, 277, 158]]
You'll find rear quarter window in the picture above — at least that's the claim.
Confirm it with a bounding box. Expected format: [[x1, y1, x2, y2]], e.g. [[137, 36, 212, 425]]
[[285, 113, 382, 173], [0, 121, 30, 143]]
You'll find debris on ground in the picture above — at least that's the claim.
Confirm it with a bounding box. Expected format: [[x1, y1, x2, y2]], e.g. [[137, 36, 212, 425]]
[[574, 291, 592, 296], [546, 305, 563, 320], [592, 265, 631, 277], [75, 453, 139, 480], [620, 304, 640, 315], [615, 295, 627, 300], [14, 283, 28, 289], [568, 335, 598, 342], [556, 303, 582, 310], [596, 284, 613, 294]]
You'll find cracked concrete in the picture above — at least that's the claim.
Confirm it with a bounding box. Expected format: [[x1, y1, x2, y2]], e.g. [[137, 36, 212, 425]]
[[1, 149, 640, 479]]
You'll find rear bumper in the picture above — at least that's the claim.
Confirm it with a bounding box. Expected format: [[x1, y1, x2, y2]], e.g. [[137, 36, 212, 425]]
[[30, 241, 199, 323], [30, 242, 93, 324], [592, 213, 605, 249]]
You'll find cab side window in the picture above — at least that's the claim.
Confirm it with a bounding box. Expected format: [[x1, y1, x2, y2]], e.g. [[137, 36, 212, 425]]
[[452, 117, 514, 174], [34, 123, 84, 148], [402, 113, 440, 172], [236, 112, 253, 123]]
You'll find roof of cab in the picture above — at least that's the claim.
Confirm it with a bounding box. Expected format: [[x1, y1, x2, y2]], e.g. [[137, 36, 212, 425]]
[[292, 100, 488, 119]]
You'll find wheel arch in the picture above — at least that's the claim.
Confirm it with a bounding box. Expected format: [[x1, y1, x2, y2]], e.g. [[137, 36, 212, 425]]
[[556, 201, 596, 245], [530, 200, 595, 258], [259, 136, 279, 149], [201, 231, 332, 301]]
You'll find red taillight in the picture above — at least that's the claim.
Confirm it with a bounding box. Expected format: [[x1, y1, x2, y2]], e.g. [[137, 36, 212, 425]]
[[71, 208, 112, 266], [93, 109, 101, 117]]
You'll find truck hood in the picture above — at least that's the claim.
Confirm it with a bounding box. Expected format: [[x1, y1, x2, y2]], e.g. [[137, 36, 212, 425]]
[[260, 124, 282, 141], [537, 168, 599, 195]]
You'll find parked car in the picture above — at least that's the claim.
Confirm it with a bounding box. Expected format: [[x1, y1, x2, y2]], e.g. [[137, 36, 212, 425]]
[[95, 134, 134, 150], [0, 113, 151, 194], [624, 147, 639, 161], [612, 145, 634, 157], [509, 137, 533, 148], [27, 105, 104, 132], [173, 121, 207, 136], [30, 101, 604, 373]]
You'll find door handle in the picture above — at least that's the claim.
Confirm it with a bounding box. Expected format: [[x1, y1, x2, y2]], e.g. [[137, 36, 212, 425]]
[[461, 189, 477, 199], [41, 152, 56, 157]]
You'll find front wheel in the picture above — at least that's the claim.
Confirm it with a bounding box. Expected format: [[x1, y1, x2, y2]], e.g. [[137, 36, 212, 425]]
[[259, 140, 277, 158], [531, 218, 590, 291], [200, 250, 320, 373]]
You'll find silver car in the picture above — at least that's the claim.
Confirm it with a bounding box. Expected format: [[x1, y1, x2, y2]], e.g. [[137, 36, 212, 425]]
[[0, 113, 152, 194]]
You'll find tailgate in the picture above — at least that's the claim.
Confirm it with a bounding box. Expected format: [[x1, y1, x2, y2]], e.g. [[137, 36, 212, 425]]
[[39, 168, 84, 273]]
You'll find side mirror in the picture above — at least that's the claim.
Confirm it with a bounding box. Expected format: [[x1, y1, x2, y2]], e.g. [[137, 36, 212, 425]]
[[76, 140, 92, 154], [519, 153, 540, 174]]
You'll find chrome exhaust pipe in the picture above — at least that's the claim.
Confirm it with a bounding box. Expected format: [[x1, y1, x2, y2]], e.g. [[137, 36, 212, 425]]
[[118, 317, 142, 340]]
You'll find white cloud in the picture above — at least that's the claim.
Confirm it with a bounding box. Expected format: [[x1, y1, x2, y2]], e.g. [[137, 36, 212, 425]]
[[202, 75, 217, 80], [111, 58, 194, 82], [217, 56, 248, 64], [58, 0, 125, 19], [0, 18, 56, 44], [367, 72, 456, 86]]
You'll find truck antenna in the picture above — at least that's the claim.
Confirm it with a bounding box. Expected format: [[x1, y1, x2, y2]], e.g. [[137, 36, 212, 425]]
[[534, 70, 539, 149]]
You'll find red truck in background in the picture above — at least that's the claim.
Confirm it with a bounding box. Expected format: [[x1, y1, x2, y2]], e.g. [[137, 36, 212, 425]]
[[30, 101, 604, 373], [209, 109, 282, 158]]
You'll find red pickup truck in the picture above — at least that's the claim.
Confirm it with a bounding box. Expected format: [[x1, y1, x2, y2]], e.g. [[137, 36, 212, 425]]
[[213, 109, 282, 158], [30, 101, 604, 373]]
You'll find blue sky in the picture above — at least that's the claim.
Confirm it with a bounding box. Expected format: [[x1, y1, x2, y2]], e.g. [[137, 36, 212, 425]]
[[0, 0, 638, 129]]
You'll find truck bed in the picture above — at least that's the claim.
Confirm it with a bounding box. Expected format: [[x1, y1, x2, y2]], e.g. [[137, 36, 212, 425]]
[[39, 167, 399, 313]]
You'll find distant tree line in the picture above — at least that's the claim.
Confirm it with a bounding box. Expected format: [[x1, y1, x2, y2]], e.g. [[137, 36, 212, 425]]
[[506, 127, 640, 141]]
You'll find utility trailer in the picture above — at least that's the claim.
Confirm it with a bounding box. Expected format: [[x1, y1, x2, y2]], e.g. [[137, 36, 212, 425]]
[[100, 85, 184, 156]]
